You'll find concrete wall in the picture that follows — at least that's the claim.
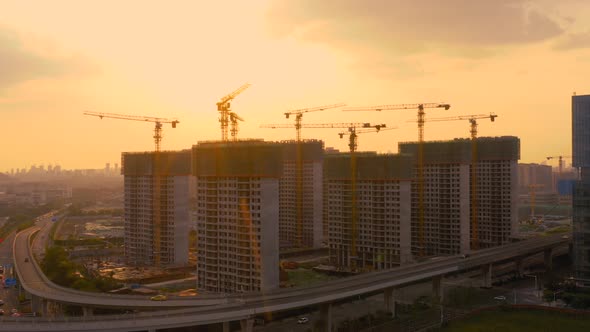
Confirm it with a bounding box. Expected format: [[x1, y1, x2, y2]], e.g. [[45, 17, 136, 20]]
[[399, 181, 412, 264], [260, 178, 279, 292], [459, 164, 470, 254], [173, 176, 189, 265], [312, 160, 324, 248]]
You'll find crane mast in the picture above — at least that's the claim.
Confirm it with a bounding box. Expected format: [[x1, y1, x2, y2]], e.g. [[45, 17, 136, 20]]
[[420, 113, 496, 250], [84, 111, 179, 267], [278, 104, 345, 247], [546, 155, 572, 177], [345, 103, 450, 256], [338, 124, 392, 271], [261, 120, 365, 249]]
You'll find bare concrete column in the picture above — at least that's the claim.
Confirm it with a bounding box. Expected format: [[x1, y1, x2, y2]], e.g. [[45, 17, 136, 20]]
[[320, 303, 333, 332], [432, 275, 443, 303], [222, 321, 230, 332], [42, 300, 51, 317], [240, 318, 254, 332], [481, 263, 492, 288], [544, 248, 553, 270], [384, 287, 396, 317], [31, 295, 42, 314], [82, 306, 94, 317], [515, 258, 524, 277]]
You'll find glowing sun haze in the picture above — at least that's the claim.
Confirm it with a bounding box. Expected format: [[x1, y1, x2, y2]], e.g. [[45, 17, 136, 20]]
[[2, 0, 590, 171]]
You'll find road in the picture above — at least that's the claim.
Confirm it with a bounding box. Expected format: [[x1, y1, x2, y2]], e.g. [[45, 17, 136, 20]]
[[0, 232, 569, 331]]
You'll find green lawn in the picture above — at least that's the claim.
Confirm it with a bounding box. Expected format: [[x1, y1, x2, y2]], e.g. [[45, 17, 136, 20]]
[[442, 309, 590, 332], [286, 268, 336, 287]]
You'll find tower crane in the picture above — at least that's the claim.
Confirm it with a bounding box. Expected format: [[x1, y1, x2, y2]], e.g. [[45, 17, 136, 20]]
[[345, 103, 451, 256], [83, 111, 179, 152], [84, 111, 180, 267], [416, 113, 497, 250], [338, 124, 396, 271], [284, 103, 347, 141], [546, 155, 572, 177], [216, 83, 251, 141], [280, 103, 345, 247], [228, 112, 244, 142], [260, 121, 373, 249]]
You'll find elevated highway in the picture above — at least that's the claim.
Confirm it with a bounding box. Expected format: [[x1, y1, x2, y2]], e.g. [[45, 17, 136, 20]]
[[14, 227, 230, 308], [6, 227, 570, 331]]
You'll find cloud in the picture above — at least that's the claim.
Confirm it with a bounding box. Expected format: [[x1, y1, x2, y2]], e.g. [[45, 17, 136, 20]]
[[0, 26, 95, 89], [267, 0, 564, 54], [554, 31, 590, 50]]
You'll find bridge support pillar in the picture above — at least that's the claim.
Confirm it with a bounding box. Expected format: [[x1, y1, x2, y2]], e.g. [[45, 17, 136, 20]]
[[384, 287, 396, 317], [31, 295, 42, 315], [82, 306, 94, 317], [481, 263, 492, 288], [42, 300, 51, 317], [320, 303, 333, 331], [222, 321, 230, 332], [432, 276, 443, 303], [515, 258, 525, 277], [240, 318, 254, 332], [544, 248, 553, 270]]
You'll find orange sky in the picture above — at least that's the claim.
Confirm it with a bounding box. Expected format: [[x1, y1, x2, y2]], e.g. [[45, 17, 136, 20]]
[[2, 0, 590, 171]]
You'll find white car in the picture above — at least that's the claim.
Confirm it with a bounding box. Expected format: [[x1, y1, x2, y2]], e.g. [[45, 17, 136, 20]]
[[297, 317, 309, 324], [494, 296, 506, 301]]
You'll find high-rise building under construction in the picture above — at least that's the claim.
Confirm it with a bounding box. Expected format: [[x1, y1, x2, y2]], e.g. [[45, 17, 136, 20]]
[[399, 137, 520, 256], [193, 141, 281, 293], [325, 152, 413, 271], [279, 140, 324, 249], [122, 150, 191, 266]]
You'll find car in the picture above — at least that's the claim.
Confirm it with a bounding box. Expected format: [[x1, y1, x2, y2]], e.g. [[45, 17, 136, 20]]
[[562, 235, 569, 239], [11, 312, 21, 317], [24, 257, 29, 263], [10, 308, 18, 314], [0, 308, 4, 315], [0, 300, 4, 306], [494, 296, 507, 301], [297, 317, 309, 324], [150, 295, 167, 301]]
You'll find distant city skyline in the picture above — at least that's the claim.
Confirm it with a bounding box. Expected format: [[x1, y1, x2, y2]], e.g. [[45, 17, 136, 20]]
[[2, 1, 589, 169]]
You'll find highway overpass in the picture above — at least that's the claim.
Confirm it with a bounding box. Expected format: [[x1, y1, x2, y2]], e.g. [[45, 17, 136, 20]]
[[7, 227, 570, 331]]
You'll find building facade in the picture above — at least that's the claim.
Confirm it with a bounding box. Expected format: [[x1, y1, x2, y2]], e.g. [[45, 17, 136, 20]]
[[193, 141, 280, 293], [325, 153, 413, 271], [518, 163, 554, 194], [122, 150, 191, 267], [278, 140, 324, 250], [572, 94, 590, 282], [399, 137, 519, 256]]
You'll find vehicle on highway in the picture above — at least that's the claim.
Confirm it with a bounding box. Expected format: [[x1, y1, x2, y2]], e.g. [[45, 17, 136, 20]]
[[11, 308, 18, 314], [494, 296, 506, 301], [24, 257, 29, 262], [297, 317, 309, 324], [0, 308, 4, 315], [0, 300, 4, 306], [562, 235, 569, 239], [150, 295, 167, 301], [11, 312, 21, 317]]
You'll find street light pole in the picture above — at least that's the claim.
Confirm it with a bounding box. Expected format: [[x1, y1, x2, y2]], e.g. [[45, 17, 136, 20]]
[[553, 290, 563, 306]]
